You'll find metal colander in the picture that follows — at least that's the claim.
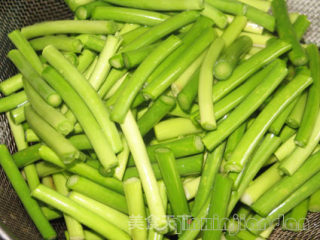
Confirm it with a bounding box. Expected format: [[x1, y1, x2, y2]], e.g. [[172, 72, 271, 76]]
[[0, 0, 319, 239]]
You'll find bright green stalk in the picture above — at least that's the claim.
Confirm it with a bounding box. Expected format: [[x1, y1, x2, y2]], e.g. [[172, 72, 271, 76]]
[[274, 134, 297, 161], [272, 0, 308, 66], [122, 44, 158, 69], [280, 113, 320, 175], [203, 174, 233, 240], [122, 11, 199, 52], [41, 206, 62, 221], [124, 178, 147, 239], [241, 163, 283, 206], [36, 162, 62, 178], [155, 149, 190, 227], [83, 56, 98, 79], [240, 32, 271, 48], [92, 6, 168, 26], [24, 164, 40, 191], [295, 45, 320, 146], [282, 199, 309, 231], [67, 175, 127, 214], [144, 28, 215, 100], [124, 154, 203, 180], [214, 36, 253, 80], [192, 142, 225, 216], [104, 73, 129, 101], [105, 74, 131, 106], [172, 53, 204, 97], [203, 59, 287, 151], [6, 112, 27, 151], [69, 192, 130, 234], [286, 91, 307, 128], [238, 0, 270, 11], [77, 49, 96, 73], [102, 0, 203, 11], [8, 30, 43, 74], [52, 174, 84, 240], [0, 90, 27, 113], [114, 135, 130, 181], [212, 39, 291, 102], [147, 181, 167, 240], [69, 135, 92, 150], [77, 34, 105, 52], [137, 95, 176, 136], [224, 122, 247, 161], [144, 16, 214, 96], [37, 148, 61, 168], [201, 3, 228, 29], [24, 105, 84, 165], [183, 177, 201, 200], [206, 0, 246, 15], [32, 184, 130, 240], [98, 69, 127, 98], [110, 35, 182, 123], [25, 128, 40, 143], [21, 20, 117, 39], [309, 189, 320, 212], [269, 97, 298, 135], [226, 15, 263, 34], [199, 37, 224, 130], [43, 64, 117, 172], [119, 23, 141, 35], [89, 35, 121, 90], [30, 36, 83, 53], [23, 79, 73, 135], [70, 161, 123, 193], [121, 27, 150, 45], [228, 134, 281, 213], [75, 0, 110, 19], [8, 50, 61, 107], [63, 52, 78, 66], [42, 52, 120, 167], [252, 150, 320, 216], [225, 71, 312, 172], [245, 46, 263, 58], [293, 15, 311, 40], [127, 134, 204, 166], [179, 197, 210, 240], [13, 143, 41, 168], [42, 176, 55, 188], [222, 16, 247, 47], [120, 111, 167, 233], [169, 103, 198, 118], [213, 60, 277, 119], [38, 146, 123, 193], [245, 6, 275, 32], [10, 103, 27, 124], [0, 145, 56, 240], [154, 118, 202, 141], [279, 125, 296, 142], [0, 73, 23, 96], [177, 69, 199, 112], [247, 171, 320, 235]]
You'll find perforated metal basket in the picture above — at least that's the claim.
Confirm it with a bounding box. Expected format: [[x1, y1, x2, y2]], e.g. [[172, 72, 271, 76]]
[[0, 0, 319, 239]]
